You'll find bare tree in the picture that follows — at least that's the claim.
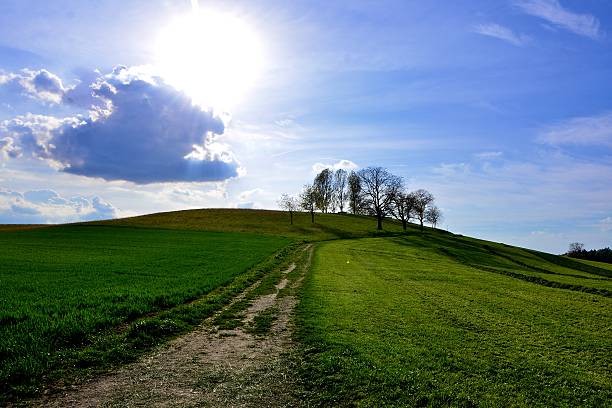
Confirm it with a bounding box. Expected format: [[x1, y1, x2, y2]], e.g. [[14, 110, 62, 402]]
[[333, 168, 349, 213], [390, 190, 417, 231], [358, 166, 402, 230], [300, 184, 316, 223], [425, 205, 442, 229], [314, 168, 334, 213], [348, 170, 362, 215], [277, 193, 299, 225], [412, 189, 434, 231], [568, 242, 585, 255]]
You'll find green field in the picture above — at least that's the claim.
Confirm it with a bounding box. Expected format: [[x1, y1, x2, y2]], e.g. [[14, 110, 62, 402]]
[[92, 208, 407, 240], [573, 257, 612, 272], [0, 225, 289, 396], [2, 209, 611, 406], [297, 234, 611, 406]]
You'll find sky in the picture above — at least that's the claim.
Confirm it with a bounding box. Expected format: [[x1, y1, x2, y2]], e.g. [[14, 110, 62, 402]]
[[0, 0, 611, 253]]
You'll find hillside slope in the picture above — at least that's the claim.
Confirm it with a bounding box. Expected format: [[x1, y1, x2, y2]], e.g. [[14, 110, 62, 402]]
[[298, 236, 611, 406], [94, 208, 612, 293], [91, 208, 407, 240], [3, 208, 610, 405]]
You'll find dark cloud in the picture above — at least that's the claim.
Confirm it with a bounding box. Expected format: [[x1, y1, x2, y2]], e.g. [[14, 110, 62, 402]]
[[0, 189, 117, 223], [1, 66, 241, 184]]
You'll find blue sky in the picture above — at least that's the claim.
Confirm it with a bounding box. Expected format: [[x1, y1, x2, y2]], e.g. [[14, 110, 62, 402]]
[[0, 0, 611, 253]]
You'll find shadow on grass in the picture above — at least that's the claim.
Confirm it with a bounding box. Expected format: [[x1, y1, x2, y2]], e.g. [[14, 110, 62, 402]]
[[390, 232, 612, 297]]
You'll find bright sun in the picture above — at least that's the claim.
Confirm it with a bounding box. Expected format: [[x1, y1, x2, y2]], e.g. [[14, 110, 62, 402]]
[[155, 10, 263, 110]]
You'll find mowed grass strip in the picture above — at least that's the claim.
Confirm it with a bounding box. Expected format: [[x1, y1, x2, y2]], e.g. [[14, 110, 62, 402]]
[[297, 236, 612, 407], [0, 225, 289, 396]]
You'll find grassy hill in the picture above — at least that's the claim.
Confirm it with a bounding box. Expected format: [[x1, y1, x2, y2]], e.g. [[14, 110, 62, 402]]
[[91, 208, 408, 240], [298, 234, 611, 406], [1, 208, 610, 405], [94, 208, 612, 295]]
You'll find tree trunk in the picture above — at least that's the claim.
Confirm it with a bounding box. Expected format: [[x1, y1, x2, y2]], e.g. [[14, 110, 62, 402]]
[[402, 219, 407, 231], [420, 219, 423, 231], [290, 211, 293, 225], [310, 210, 314, 223], [377, 214, 383, 230]]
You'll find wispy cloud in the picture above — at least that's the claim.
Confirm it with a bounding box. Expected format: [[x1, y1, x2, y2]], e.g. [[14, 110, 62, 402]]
[[537, 111, 612, 146], [515, 0, 601, 39], [600, 217, 612, 232], [474, 151, 503, 159], [424, 152, 612, 252], [472, 23, 530, 46]]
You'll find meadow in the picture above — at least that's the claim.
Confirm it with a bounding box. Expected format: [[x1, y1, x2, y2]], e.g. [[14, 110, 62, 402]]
[[0, 225, 289, 397], [2, 209, 611, 406], [93, 208, 407, 240], [297, 234, 611, 406]]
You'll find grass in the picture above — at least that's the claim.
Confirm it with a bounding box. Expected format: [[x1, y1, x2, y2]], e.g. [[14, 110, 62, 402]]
[[3, 208, 611, 405], [91, 208, 407, 241], [297, 234, 611, 407], [246, 306, 280, 336], [573, 257, 612, 272], [0, 225, 289, 399], [0, 224, 46, 232]]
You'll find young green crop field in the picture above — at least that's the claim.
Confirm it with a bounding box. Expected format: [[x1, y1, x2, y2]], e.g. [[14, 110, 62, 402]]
[[0, 225, 289, 397], [2, 209, 611, 406], [297, 233, 612, 406]]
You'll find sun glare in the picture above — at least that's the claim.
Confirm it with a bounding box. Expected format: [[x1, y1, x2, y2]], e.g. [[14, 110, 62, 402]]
[[155, 10, 263, 110]]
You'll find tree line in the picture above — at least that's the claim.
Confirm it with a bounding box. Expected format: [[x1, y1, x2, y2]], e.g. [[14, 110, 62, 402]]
[[278, 166, 442, 231], [566, 242, 612, 264]]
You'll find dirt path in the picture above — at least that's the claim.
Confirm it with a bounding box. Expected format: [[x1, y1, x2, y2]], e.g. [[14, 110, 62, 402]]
[[33, 244, 313, 408]]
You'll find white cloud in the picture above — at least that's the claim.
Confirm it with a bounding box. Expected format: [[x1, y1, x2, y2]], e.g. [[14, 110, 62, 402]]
[[0, 68, 67, 104], [238, 188, 264, 202], [424, 153, 612, 240], [537, 111, 612, 146], [472, 23, 531, 46], [0, 188, 117, 223], [163, 185, 227, 204], [433, 162, 471, 177], [312, 159, 358, 173], [515, 0, 601, 39], [236, 188, 265, 209], [0, 137, 20, 159], [600, 217, 612, 232], [0, 113, 81, 164], [274, 118, 295, 128], [474, 151, 503, 159], [0, 66, 242, 184]]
